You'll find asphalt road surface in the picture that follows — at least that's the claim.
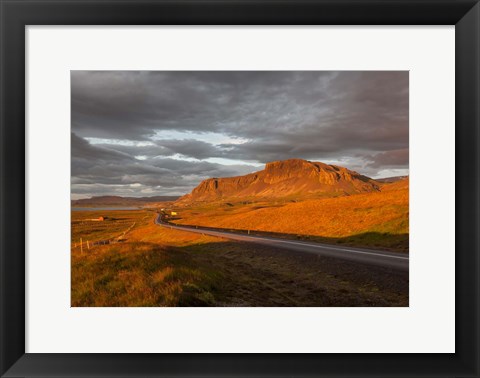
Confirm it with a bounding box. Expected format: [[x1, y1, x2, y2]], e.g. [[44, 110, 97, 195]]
[[155, 214, 409, 271]]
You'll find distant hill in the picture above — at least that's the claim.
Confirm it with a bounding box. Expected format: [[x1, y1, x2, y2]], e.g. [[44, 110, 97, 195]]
[[376, 176, 408, 183], [72, 195, 179, 207], [177, 158, 380, 204], [380, 176, 409, 191]]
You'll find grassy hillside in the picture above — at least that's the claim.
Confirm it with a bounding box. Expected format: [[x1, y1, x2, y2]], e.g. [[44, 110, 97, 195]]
[[174, 181, 409, 252]]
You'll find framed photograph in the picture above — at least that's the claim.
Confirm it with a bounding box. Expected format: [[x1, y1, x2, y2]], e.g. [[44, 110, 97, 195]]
[[0, 0, 478, 377], [70, 70, 410, 308]]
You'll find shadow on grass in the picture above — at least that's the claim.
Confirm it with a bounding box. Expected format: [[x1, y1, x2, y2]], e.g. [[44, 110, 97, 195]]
[[71, 236, 409, 307]]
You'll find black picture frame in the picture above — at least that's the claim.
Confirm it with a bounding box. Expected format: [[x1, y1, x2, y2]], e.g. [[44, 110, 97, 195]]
[[1, 0, 478, 377]]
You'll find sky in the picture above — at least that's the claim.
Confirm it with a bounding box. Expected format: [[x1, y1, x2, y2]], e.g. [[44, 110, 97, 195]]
[[71, 71, 409, 199]]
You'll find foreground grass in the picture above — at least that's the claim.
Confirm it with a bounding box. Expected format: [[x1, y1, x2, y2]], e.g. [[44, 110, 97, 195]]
[[72, 213, 408, 307], [72, 241, 221, 306], [72, 214, 229, 306]]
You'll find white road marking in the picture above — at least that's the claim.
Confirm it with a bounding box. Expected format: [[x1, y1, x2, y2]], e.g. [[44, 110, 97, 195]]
[[156, 217, 409, 261], [262, 238, 409, 260]]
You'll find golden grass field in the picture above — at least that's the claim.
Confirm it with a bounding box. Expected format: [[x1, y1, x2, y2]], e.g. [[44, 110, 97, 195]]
[[71, 210, 151, 245], [173, 180, 409, 252]]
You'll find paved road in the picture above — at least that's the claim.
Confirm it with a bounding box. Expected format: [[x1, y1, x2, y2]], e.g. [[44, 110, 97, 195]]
[[155, 214, 409, 271]]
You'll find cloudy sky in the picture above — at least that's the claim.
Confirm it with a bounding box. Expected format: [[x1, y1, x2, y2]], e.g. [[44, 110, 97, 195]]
[[71, 71, 408, 199]]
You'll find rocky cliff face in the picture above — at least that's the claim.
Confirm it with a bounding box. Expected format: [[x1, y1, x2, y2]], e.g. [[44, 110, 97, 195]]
[[177, 159, 379, 204]]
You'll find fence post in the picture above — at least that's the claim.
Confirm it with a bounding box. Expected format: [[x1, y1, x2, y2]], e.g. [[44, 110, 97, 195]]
[[87, 240, 90, 250], [80, 238, 83, 254]]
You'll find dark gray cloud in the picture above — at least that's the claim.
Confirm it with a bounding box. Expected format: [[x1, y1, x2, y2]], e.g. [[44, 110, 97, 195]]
[[365, 148, 409, 168], [71, 71, 408, 198]]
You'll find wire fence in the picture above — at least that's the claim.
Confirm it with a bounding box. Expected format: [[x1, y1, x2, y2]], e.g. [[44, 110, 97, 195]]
[[72, 222, 136, 252]]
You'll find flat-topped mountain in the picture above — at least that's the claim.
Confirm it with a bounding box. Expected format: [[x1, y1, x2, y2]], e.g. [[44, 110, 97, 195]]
[[177, 159, 380, 204]]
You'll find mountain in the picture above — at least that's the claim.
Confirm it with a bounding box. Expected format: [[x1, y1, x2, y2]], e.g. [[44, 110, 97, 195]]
[[72, 195, 179, 207], [177, 159, 380, 204]]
